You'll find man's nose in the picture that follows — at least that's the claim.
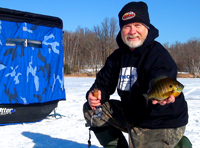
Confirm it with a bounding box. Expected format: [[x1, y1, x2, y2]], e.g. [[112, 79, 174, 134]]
[[129, 26, 137, 34]]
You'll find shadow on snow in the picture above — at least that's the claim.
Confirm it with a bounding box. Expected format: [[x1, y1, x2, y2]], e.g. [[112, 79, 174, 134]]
[[22, 132, 100, 148]]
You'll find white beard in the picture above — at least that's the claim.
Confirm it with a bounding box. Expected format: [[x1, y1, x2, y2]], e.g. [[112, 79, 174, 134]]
[[122, 34, 144, 49], [123, 38, 143, 48]]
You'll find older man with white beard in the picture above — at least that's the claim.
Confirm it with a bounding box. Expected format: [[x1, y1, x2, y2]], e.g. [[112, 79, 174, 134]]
[[83, 1, 189, 148]]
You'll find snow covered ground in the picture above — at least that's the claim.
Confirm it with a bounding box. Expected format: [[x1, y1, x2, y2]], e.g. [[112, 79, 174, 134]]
[[0, 77, 199, 148]]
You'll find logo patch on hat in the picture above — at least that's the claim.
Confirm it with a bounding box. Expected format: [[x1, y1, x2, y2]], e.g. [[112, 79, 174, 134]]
[[122, 11, 136, 21]]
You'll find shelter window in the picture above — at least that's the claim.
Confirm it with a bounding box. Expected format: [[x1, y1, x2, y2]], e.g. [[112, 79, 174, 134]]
[[6, 38, 42, 48]]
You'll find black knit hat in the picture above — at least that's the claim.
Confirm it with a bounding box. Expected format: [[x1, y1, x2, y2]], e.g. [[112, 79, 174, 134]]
[[118, 1, 150, 29]]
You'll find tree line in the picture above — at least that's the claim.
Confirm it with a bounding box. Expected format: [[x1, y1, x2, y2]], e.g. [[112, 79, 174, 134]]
[[63, 17, 200, 77], [164, 38, 200, 77]]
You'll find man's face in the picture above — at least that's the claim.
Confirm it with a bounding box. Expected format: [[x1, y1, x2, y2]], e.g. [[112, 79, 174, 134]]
[[121, 22, 148, 51]]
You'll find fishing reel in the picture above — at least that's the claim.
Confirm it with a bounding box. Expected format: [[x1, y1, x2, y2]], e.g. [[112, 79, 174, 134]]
[[94, 106, 103, 119]]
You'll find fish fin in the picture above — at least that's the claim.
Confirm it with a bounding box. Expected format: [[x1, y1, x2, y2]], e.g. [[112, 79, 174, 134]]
[[149, 75, 168, 88], [161, 91, 174, 99], [143, 94, 149, 106], [172, 91, 181, 97]]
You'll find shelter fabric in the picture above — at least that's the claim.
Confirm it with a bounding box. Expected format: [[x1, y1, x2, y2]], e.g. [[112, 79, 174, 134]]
[[0, 8, 65, 104]]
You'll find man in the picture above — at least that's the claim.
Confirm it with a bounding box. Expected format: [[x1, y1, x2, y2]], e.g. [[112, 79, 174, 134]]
[[83, 1, 188, 148]]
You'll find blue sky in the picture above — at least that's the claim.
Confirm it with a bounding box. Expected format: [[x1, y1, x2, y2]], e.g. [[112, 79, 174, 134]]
[[1, 0, 200, 45]]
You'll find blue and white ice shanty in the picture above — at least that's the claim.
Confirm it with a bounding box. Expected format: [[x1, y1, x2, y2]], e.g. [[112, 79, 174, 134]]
[[0, 7, 66, 124]]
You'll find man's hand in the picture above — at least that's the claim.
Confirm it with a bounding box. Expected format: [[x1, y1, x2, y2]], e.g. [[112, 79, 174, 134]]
[[88, 90, 101, 110], [152, 95, 175, 106]]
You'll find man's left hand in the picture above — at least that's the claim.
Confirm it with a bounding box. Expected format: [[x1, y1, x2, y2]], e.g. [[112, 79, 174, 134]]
[[152, 95, 175, 106]]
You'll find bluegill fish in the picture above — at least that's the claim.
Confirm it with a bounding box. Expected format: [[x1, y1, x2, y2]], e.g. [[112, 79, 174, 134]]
[[143, 76, 184, 101]]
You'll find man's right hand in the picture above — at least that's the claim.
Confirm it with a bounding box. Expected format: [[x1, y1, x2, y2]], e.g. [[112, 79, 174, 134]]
[[88, 90, 101, 110], [152, 95, 175, 106]]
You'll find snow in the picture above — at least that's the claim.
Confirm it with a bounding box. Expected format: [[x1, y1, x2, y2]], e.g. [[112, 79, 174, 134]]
[[0, 77, 199, 148]]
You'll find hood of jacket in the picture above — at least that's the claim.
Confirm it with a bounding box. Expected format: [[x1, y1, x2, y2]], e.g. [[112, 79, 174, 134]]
[[116, 24, 159, 55]]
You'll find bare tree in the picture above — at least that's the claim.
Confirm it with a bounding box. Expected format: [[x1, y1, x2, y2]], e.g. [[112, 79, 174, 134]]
[[97, 17, 119, 64], [165, 38, 200, 77], [63, 30, 80, 72]]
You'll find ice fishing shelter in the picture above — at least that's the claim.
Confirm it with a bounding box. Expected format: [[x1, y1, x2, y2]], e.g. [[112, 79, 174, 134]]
[[0, 7, 65, 124]]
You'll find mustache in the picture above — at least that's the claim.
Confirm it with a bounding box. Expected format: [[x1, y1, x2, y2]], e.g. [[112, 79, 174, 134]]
[[126, 35, 138, 38]]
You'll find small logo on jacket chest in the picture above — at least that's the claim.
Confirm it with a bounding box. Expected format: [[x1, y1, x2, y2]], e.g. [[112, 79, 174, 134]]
[[118, 67, 138, 91]]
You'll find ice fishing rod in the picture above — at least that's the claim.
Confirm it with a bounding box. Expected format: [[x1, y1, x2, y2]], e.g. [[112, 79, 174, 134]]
[[90, 84, 102, 125], [88, 84, 103, 148]]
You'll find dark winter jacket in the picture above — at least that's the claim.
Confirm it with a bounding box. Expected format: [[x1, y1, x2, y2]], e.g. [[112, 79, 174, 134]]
[[86, 24, 188, 129]]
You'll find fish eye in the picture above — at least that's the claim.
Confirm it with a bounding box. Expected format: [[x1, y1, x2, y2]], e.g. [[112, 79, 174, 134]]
[[169, 85, 173, 88]]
